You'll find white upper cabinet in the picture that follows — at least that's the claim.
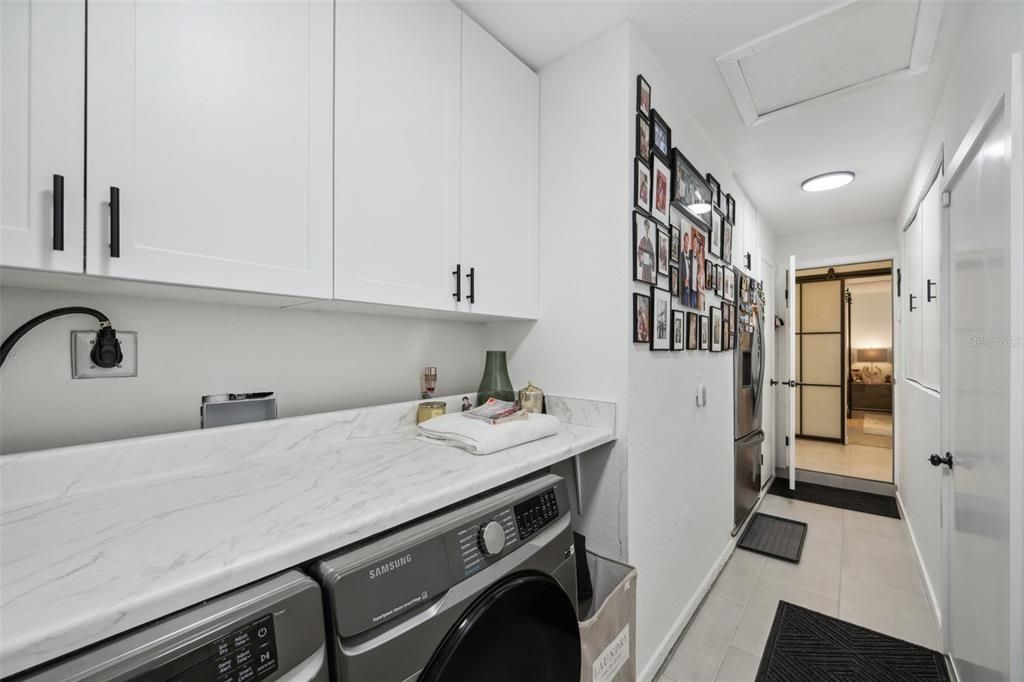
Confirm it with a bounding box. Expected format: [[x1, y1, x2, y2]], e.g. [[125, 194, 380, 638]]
[[919, 176, 942, 391], [459, 16, 539, 319], [334, 2, 462, 311], [1, 0, 85, 273], [85, 0, 333, 298], [903, 211, 923, 383]]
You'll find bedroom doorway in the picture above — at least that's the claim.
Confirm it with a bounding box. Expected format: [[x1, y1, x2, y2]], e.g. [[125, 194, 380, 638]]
[[794, 261, 894, 483]]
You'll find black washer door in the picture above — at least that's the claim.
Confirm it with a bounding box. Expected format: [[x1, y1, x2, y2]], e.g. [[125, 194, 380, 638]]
[[420, 573, 580, 682]]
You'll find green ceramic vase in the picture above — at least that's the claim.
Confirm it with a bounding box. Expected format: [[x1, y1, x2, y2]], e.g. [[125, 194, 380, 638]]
[[476, 350, 515, 406]]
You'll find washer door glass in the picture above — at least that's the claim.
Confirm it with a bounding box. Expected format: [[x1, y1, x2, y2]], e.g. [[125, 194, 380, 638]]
[[420, 573, 580, 682]]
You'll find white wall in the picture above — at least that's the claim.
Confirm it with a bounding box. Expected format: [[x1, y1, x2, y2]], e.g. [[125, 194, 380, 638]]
[[847, 283, 892, 351], [774, 219, 897, 267], [0, 287, 485, 454]]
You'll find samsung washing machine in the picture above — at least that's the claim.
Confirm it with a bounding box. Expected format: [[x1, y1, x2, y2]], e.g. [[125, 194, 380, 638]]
[[314, 473, 580, 682]]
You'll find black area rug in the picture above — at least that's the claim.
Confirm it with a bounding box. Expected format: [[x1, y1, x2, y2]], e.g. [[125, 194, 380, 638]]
[[769, 478, 900, 519], [737, 513, 807, 563], [756, 601, 950, 681]]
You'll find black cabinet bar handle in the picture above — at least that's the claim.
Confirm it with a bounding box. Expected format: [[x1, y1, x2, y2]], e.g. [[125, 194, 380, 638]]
[[452, 264, 461, 302], [927, 279, 937, 302], [52, 174, 64, 251], [109, 186, 120, 258], [909, 293, 917, 312], [466, 267, 475, 304]]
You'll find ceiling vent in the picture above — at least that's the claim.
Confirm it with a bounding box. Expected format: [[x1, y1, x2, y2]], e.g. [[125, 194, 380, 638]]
[[717, 0, 945, 126]]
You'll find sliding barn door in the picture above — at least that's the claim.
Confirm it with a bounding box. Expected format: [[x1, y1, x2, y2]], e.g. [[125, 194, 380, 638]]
[[796, 279, 844, 441]]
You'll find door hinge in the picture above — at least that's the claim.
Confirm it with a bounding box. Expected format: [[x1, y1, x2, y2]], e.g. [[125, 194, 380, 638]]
[[785, 436, 790, 446], [941, 191, 950, 208]]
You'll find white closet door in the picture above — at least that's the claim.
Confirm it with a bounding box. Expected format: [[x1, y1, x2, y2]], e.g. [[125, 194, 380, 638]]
[[334, 1, 462, 311], [86, 0, 333, 298], [1, 0, 84, 273], [903, 212, 923, 382], [460, 16, 539, 319], [920, 176, 943, 391]]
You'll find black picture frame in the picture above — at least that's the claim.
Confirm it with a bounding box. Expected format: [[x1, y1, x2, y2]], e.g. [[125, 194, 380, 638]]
[[636, 114, 650, 158], [670, 225, 681, 263], [671, 149, 712, 231], [669, 264, 680, 298], [634, 157, 652, 213], [650, 154, 671, 225], [637, 75, 651, 118], [650, 109, 671, 160], [633, 212, 659, 285], [722, 220, 733, 265], [657, 226, 670, 276], [634, 292, 651, 344], [725, 193, 736, 224], [686, 312, 698, 350], [650, 286, 671, 351], [705, 263, 713, 290], [706, 173, 722, 209], [699, 314, 710, 350], [671, 309, 686, 351], [711, 306, 722, 352], [710, 208, 724, 259]]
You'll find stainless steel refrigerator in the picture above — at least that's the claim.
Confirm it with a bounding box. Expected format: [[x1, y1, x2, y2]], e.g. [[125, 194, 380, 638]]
[[733, 272, 765, 531]]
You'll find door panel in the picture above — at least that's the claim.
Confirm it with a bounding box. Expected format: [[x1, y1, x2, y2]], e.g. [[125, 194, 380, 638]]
[[921, 176, 943, 391], [334, 2, 462, 310], [796, 280, 844, 440], [946, 87, 1012, 681], [904, 213, 923, 382], [801, 334, 842, 384], [86, 0, 333, 297], [801, 386, 843, 439], [1, 0, 84, 272]]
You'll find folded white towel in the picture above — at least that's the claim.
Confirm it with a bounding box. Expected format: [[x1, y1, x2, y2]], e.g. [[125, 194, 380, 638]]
[[417, 412, 561, 455]]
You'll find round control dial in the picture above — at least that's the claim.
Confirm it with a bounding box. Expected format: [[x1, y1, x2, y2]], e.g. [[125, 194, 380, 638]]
[[478, 520, 506, 556]]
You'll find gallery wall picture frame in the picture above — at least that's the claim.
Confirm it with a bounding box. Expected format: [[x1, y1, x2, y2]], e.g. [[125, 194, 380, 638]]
[[671, 149, 712, 231], [633, 212, 659, 285], [686, 312, 698, 350], [650, 286, 671, 351], [723, 266, 735, 302], [706, 173, 722, 209], [671, 310, 686, 351], [725, 193, 736, 224], [650, 154, 672, 225], [710, 306, 722, 352], [650, 109, 671, 160], [637, 75, 651, 118], [722, 220, 733, 264], [669, 264, 680, 298], [722, 303, 731, 351], [705, 264, 713, 290], [636, 114, 650, 158], [634, 291, 651, 344], [699, 314, 709, 350], [670, 226, 681, 263], [657, 227, 670, 276], [710, 208, 724, 258], [634, 157, 652, 213]]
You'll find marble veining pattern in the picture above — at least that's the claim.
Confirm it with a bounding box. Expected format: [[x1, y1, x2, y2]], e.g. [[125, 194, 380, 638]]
[[0, 396, 615, 676]]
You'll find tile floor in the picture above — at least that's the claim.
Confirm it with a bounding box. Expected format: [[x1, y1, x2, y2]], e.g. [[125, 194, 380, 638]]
[[655, 493, 940, 682], [847, 410, 893, 449], [795, 437, 893, 482]]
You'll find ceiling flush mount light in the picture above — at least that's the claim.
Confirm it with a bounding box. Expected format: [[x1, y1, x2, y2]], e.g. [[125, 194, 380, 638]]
[[802, 171, 855, 192]]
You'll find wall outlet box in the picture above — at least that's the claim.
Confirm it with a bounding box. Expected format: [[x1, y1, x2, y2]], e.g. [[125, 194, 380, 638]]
[[71, 331, 138, 379]]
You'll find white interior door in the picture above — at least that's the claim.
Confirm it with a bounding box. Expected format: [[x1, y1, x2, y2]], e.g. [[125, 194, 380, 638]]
[[943, 56, 1021, 682], [787, 255, 797, 489], [761, 258, 775, 487]]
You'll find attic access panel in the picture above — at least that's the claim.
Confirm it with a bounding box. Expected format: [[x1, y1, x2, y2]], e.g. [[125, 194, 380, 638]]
[[717, 0, 944, 126]]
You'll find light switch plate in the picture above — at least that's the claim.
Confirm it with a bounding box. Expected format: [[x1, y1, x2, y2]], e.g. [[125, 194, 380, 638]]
[[71, 330, 138, 379]]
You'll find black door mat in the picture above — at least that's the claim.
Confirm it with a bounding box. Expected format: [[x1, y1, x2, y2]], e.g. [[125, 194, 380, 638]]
[[756, 601, 950, 681], [769, 478, 900, 519], [737, 513, 808, 563]]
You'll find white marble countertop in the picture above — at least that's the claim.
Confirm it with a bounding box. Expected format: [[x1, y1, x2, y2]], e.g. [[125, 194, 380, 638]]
[[0, 395, 615, 676]]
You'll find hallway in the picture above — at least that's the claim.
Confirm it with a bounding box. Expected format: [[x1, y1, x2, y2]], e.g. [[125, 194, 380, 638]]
[[656, 493, 939, 681]]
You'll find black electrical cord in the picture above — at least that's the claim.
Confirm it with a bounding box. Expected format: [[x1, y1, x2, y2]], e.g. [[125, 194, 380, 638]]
[[0, 307, 122, 368]]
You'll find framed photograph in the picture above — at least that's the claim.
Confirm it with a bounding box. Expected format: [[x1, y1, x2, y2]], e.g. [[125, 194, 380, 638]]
[[705, 263, 713, 290], [633, 212, 658, 285], [669, 264, 680, 298], [690, 227, 706, 288], [710, 208, 724, 258], [722, 304, 731, 351], [680, 230, 693, 307], [657, 227, 670, 276], [634, 292, 651, 344], [634, 157, 652, 213], [637, 75, 651, 118], [636, 114, 650, 158], [725, 193, 736, 224], [671, 310, 686, 351], [650, 109, 671, 159], [723, 266, 735, 302], [670, 226, 681, 263], [671, 149, 713, 230], [722, 220, 733, 264], [713, 264, 721, 296], [687, 312, 698, 350], [711, 306, 722, 352], [699, 314, 709, 350], [650, 154, 671, 225], [651, 286, 671, 351], [706, 173, 722, 209]]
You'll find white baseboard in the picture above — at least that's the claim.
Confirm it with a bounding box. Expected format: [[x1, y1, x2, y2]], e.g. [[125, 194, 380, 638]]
[[895, 491, 944, 642]]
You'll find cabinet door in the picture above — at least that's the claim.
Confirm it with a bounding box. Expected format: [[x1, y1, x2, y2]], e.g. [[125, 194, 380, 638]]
[[903, 212, 923, 382], [86, 1, 333, 298], [920, 176, 942, 391], [460, 16, 539, 319], [1, 0, 84, 272], [334, 1, 462, 310]]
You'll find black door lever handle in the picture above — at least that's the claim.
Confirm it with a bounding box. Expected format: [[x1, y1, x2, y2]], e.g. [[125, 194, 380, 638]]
[[928, 452, 953, 469], [769, 379, 779, 386]]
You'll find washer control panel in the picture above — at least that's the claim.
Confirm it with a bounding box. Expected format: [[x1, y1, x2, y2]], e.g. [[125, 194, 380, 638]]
[[452, 507, 517, 578], [513, 488, 560, 541]]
